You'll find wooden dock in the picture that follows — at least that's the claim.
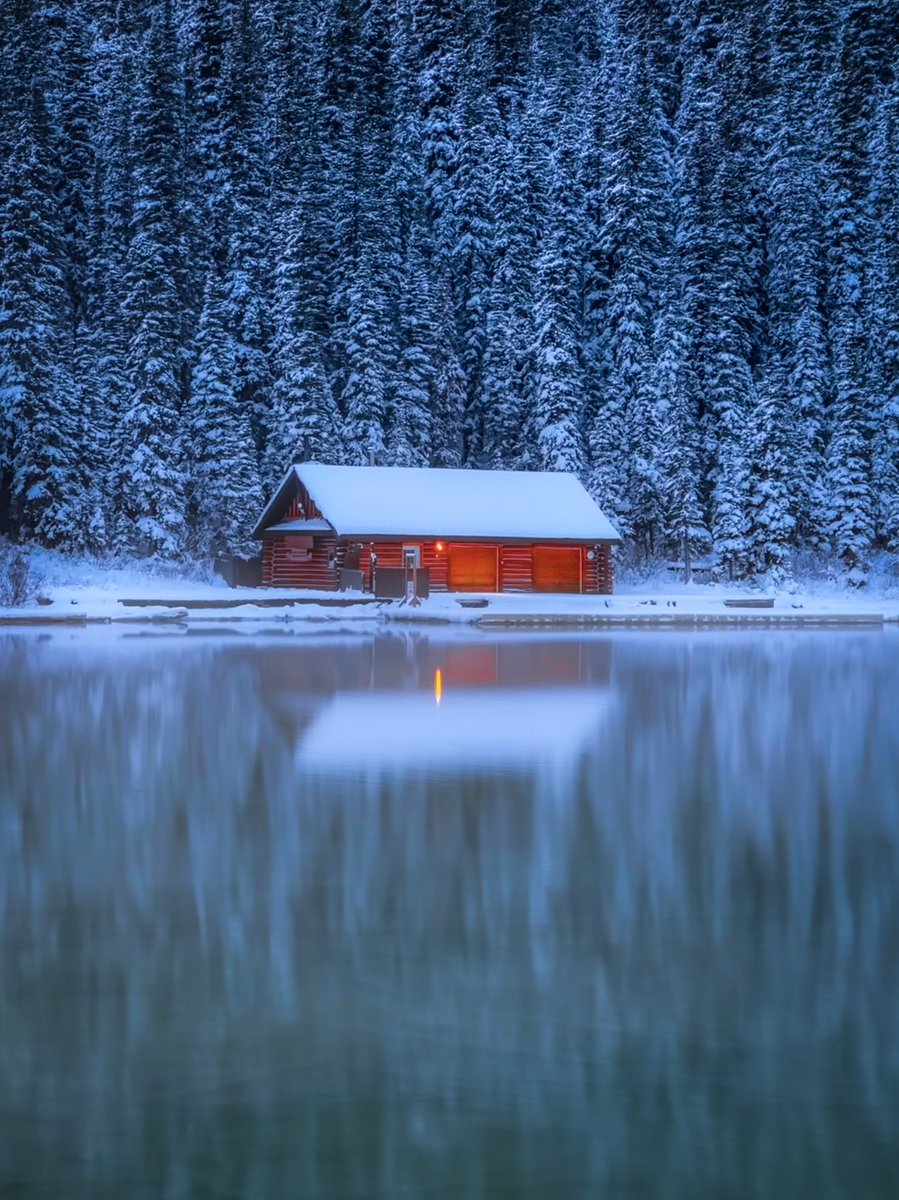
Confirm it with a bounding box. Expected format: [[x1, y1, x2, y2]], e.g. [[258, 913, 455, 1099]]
[[117, 596, 379, 610], [475, 612, 885, 630]]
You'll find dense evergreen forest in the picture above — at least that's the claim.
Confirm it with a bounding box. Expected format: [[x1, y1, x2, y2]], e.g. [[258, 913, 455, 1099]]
[[1, 0, 898, 578]]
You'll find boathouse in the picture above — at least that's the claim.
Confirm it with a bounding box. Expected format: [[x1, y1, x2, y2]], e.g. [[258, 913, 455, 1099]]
[[252, 464, 620, 594]]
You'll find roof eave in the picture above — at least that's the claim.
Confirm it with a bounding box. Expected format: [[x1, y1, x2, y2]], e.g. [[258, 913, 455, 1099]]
[[330, 532, 621, 545], [251, 465, 303, 539]]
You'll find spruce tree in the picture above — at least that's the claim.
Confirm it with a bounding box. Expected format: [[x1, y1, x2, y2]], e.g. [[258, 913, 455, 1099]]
[[653, 286, 708, 573], [188, 278, 263, 559], [822, 9, 879, 573], [116, 0, 187, 557], [747, 360, 796, 579], [0, 2, 87, 548], [480, 115, 533, 468], [868, 72, 899, 553], [430, 271, 466, 467], [530, 112, 584, 474]]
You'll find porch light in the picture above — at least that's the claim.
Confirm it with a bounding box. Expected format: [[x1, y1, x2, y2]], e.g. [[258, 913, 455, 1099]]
[[435, 541, 444, 551]]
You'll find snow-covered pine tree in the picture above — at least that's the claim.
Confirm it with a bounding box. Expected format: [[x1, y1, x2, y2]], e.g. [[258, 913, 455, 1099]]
[[384, 5, 435, 467], [415, 0, 462, 271], [223, 7, 274, 473], [339, 260, 393, 466], [479, 111, 533, 468], [264, 1, 339, 479], [452, 89, 497, 464], [0, 2, 87, 548], [388, 237, 434, 467], [653, 285, 709, 574], [323, 0, 397, 466], [747, 358, 796, 579], [265, 320, 338, 483], [530, 109, 585, 475], [183, 0, 236, 275], [88, 1, 139, 538], [760, 0, 831, 550], [48, 0, 111, 551], [430, 270, 466, 467], [116, 0, 188, 557], [597, 20, 668, 553], [822, 5, 881, 574], [45, 0, 96, 363], [677, 0, 758, 576], [488, 0, 532, 90], [188, 278, 262, 559], [868, 67, 899, 553]]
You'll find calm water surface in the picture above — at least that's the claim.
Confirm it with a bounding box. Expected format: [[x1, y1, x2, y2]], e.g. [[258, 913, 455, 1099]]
[[2, 628, 899, 1199]]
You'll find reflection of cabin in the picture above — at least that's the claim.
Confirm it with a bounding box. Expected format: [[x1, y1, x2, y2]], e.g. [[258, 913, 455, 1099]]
[[258, 636, 614, 698], [261, 635, 615, 753], [253, 464, 621, 594]]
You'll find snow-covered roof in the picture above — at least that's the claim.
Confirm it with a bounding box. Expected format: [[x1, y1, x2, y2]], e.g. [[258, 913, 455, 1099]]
[[255, 464, 620, 542]]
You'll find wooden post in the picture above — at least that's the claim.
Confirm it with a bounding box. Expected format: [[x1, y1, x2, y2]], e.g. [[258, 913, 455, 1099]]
[[402, 547, 421, 606]]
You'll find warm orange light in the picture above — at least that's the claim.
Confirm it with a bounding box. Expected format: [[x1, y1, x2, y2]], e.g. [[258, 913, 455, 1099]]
[[434, 668, 443, 705], [435, 541, 444, 552]]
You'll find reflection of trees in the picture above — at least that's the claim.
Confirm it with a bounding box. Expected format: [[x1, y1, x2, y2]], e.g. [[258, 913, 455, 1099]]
[[1, 633, 899, 1198]]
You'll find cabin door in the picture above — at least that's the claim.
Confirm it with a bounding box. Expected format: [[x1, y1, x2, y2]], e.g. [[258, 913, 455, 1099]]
[[447, 544, 499, 592], [532, 546, 582, 593]]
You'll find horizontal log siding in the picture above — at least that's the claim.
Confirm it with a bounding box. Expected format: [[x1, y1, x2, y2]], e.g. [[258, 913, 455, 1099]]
[[420, 543, 449, 590], [500, 546, 533, 592], [263, 536, 615, 593], [264, 534, 337, 589], [358, 543, 403, 590], [583, 544, 613, 594], [357, 542, 450, 591]]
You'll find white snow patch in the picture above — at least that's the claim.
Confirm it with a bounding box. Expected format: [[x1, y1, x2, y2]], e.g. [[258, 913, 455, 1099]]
[[295, 688, 615, 775]]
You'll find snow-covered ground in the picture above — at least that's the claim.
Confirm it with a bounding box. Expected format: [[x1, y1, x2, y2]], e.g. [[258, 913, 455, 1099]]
[[387, 581, 899, 626], [1, 549, 898, 627], [0, 549, 376, 625]]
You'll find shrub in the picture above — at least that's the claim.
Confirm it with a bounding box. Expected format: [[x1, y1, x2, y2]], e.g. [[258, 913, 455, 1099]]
[[0, 545, 42, 607]]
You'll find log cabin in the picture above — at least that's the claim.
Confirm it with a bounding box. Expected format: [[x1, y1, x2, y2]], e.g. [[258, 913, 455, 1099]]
[[252, 464, 621, 594]]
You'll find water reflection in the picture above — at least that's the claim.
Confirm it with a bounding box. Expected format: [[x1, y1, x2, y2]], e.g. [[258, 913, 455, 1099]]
[[294, 687, 613, 778], [1, 629, 899, 1198]]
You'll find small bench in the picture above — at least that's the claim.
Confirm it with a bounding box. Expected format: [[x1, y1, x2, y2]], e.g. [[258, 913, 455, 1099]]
[[722, 598, 774, 609], [456, 598, 490, 608]]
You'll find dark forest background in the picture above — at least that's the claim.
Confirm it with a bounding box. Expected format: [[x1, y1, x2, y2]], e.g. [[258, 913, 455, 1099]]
[[1, 0, 898, 578]]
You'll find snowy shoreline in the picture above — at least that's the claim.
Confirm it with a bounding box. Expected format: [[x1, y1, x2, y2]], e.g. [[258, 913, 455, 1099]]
[[3, 584, 898, 631], [2, 548, 896, 630]]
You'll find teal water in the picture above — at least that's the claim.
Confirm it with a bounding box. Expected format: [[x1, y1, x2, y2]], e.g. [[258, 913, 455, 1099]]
[[1, 629, 899, 1199]]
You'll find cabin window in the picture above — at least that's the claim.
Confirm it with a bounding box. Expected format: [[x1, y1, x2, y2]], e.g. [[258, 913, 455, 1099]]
[[285, 536, 313, 562]]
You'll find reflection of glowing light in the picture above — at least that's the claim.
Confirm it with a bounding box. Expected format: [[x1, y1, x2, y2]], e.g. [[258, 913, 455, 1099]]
[[434, 668, 443, 705]]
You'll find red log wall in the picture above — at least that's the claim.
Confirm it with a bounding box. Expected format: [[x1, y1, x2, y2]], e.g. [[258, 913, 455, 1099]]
[[583, 544, 614, 594], [263, 535, 337, 589], [500, 546, 534, 591], [263, 537, 614, 594]]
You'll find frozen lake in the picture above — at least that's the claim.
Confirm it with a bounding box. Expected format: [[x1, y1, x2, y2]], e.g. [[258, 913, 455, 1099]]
[[2, 628, 899, 1198]]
